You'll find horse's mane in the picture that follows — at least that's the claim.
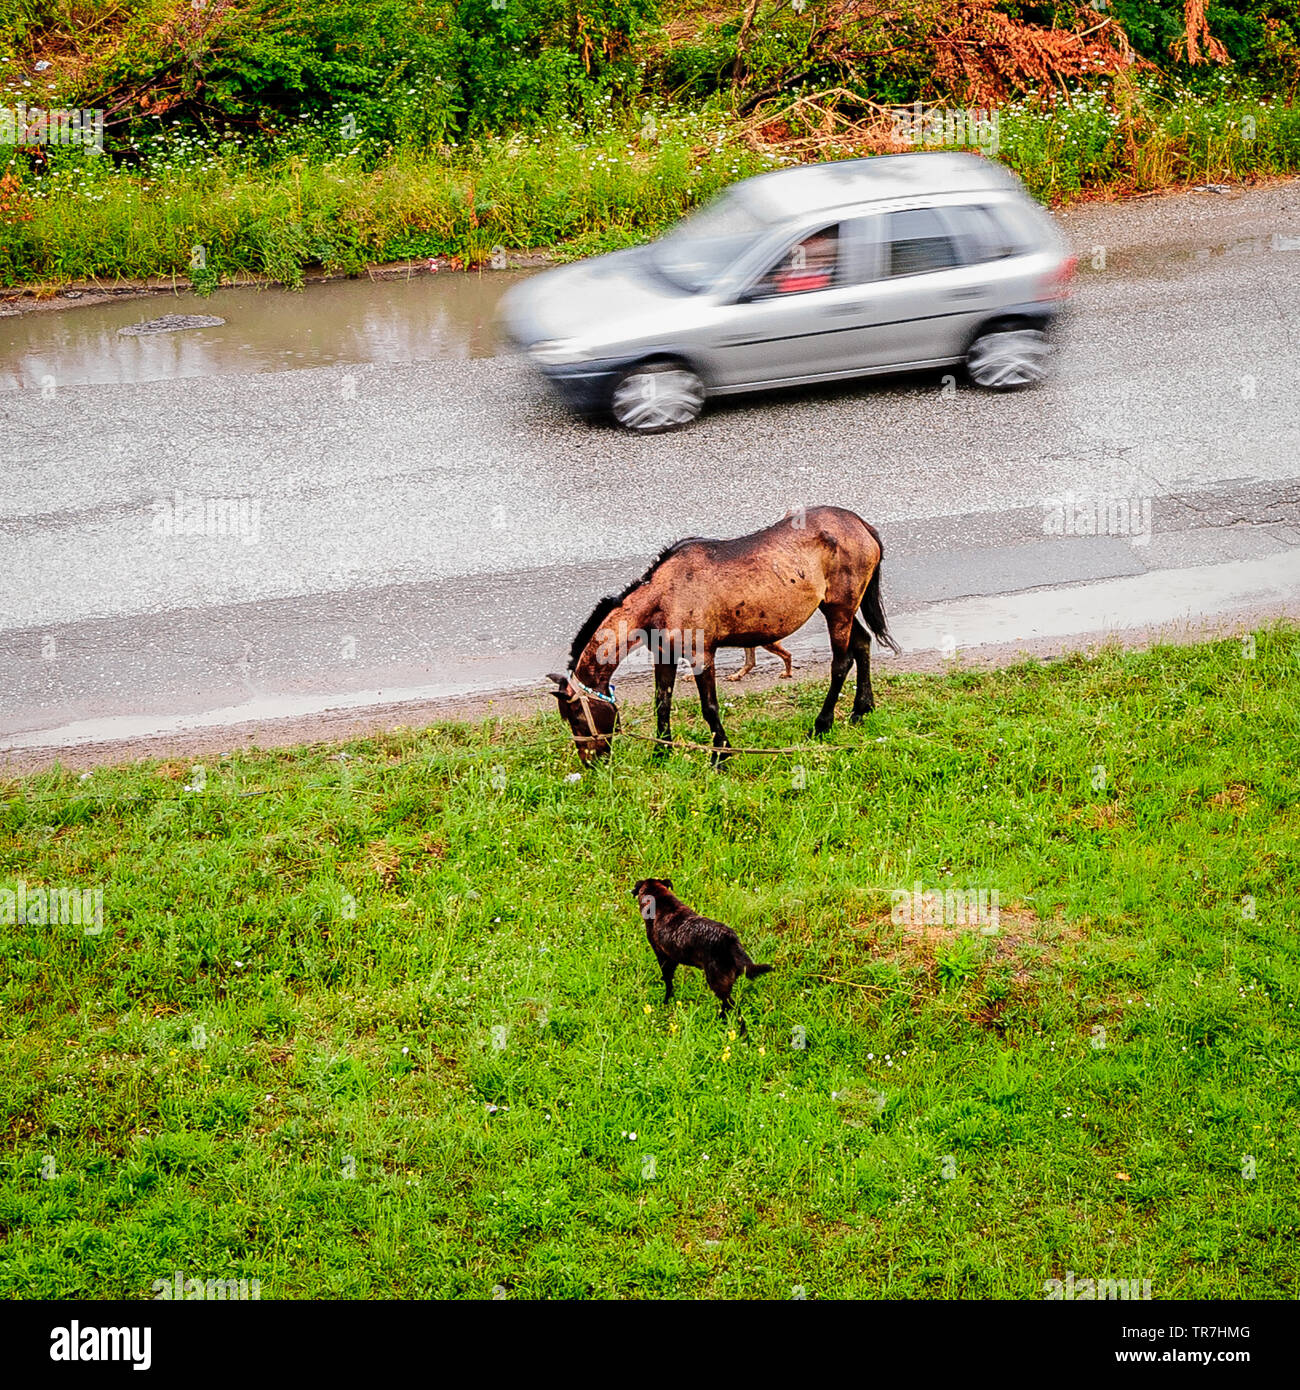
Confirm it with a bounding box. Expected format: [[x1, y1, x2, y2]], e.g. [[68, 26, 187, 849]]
[[567, 536, 710, 672]]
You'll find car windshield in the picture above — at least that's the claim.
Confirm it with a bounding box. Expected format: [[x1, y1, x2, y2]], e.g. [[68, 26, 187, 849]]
[[650, 192, 769, 293]]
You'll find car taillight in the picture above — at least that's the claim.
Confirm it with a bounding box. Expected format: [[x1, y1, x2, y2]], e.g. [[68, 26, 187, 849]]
[[1037, 255, 1078, 302]]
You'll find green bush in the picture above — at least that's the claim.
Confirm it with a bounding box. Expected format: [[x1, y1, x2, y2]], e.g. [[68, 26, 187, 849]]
[[1102, 1, 1299, 87], [1, 0, 662, 147]]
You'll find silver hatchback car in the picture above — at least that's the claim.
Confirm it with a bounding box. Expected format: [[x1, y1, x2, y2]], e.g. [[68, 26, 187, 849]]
[[500, 151, 1076, 433]]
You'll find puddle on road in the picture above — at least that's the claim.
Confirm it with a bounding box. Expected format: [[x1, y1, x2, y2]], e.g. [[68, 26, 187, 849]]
[[6, 222, 1295, 391], [0, 269, 533, 391], [1074, 230, 1300, 279]]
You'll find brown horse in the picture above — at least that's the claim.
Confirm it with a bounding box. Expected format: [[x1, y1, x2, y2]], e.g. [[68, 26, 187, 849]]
[[548, 507, 899, 764]]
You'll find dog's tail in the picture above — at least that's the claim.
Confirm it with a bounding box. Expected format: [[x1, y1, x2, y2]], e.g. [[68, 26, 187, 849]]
[[733, 939, 773, 979]]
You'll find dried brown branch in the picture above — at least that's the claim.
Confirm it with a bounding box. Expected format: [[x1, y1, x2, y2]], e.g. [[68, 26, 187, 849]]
[[726, 0, 1148, 112], [1175, 0, 1230, 66]]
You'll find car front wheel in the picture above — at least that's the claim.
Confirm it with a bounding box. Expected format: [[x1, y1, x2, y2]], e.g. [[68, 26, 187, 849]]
[[965, 328, 1052, 390], [610, 362, 705, 434]]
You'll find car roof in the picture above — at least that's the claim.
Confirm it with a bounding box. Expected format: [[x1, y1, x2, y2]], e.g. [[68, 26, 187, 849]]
[[737, 153, 1020, 221]]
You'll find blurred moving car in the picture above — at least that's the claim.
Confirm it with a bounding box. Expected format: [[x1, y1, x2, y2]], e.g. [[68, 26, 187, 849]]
[[499, 152, 1076, 434]]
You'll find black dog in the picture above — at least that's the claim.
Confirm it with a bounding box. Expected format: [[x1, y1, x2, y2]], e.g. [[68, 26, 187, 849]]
[[633, 878, 773, 1028]]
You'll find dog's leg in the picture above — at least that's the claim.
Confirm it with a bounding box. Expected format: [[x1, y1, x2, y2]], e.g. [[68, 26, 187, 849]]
[[659, 958, 677, 1003], [706, 963, 739, 1019], [770, 642, 793, 678]]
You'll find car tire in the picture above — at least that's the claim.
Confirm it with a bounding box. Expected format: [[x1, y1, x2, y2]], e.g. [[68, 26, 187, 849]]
[[610, 362, 705, 434], [965, 328, 1052, 391]]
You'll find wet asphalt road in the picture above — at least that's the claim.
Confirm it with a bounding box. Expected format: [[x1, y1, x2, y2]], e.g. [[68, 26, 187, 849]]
[[2, 179, 1299, 752]]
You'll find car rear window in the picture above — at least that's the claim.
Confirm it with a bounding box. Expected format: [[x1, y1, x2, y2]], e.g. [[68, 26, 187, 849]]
[[886, 209, 960, 276], [983, 200, 1045, 254]]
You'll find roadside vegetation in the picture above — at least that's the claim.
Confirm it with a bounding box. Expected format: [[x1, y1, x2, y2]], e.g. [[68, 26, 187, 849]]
[[1, 629, 1297, 1297], [2, 1, 1300, 288]]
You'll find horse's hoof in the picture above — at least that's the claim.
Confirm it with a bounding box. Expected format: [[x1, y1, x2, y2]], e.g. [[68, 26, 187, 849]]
[[809, 724, 830, 739]]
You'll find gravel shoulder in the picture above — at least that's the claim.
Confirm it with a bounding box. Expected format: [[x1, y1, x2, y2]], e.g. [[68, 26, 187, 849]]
[[3, 601, 1289, 777]]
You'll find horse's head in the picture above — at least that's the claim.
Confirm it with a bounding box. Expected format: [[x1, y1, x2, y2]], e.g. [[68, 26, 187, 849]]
[[547, 672, 619, 765]]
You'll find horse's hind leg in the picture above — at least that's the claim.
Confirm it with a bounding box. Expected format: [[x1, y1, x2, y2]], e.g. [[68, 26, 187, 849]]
[[692, 659, 732, 765], [813, 607, 855, 737], [849, 620, 875, 722]]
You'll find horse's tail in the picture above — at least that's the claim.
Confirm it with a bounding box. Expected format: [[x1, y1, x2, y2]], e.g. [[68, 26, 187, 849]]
[[859, 521, 901, 655]]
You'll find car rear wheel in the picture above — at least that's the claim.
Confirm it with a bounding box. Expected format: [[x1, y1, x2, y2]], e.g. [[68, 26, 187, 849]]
[[610, 362, 705, 433], [966, 328, 1051, 390]]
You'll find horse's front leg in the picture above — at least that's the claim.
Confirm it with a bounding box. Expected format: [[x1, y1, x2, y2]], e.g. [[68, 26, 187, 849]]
[[652, 659, 678, 756], [813, 609, 855, 737], [692, 659, 732, 766]]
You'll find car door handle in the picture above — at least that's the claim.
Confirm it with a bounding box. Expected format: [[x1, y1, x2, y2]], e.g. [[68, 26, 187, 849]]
[[944, 288, 986, 301], [822, 304, 865, 317]]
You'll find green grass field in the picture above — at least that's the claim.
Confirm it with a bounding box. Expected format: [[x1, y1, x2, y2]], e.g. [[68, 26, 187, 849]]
[[5, 89, 1300, 290], [1, 629, 1298, 1299]]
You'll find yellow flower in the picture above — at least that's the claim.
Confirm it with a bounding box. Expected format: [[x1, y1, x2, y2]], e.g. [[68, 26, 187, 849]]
[[758, 1046, 766, 1056], [643, 1004, 652, 1015], [722, 1047, 732, 1062], [727, 1029, 736, 1042]]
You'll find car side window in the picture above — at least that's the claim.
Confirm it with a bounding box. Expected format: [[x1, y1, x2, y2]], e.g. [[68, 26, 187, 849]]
[[752, 224, 841, 297], [943, 204, 1020, 264], [886, 208, 960, 277]]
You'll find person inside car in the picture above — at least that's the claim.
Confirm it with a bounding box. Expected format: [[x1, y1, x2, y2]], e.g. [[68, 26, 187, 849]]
[[772, 230, 837, 294]]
